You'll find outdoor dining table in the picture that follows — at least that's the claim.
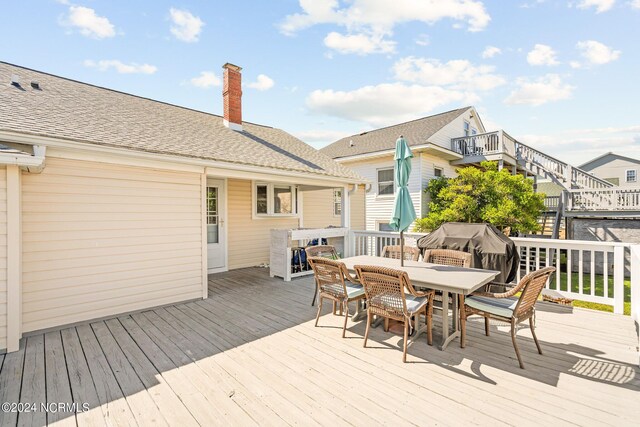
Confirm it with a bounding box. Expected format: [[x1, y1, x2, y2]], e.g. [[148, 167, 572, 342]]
[[341, 255, 500, 350]]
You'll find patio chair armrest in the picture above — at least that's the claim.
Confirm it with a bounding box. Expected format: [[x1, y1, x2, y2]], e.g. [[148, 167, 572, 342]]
[[488, 281, 526, 299]]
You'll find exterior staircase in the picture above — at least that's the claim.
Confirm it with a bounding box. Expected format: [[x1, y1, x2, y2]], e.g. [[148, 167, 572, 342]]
[[516, 143, 613, 190]]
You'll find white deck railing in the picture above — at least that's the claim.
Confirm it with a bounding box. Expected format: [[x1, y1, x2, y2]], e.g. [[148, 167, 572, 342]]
[[568, 188, 640, 211], [348, 230, 640, 316]]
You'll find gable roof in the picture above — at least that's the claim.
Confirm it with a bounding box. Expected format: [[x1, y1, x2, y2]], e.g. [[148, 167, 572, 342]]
[[579, 152, 640, 170], [320, 107, 471, 159], [0, 62, 361, 181]]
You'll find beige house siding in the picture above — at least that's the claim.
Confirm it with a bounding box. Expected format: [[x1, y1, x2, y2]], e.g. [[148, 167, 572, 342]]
[[301, 186, 366, 230], [227, 179, 298, 270], [302, 189, 341, 229], [0, 166, 6, 349], [21, 157, 204, 333]]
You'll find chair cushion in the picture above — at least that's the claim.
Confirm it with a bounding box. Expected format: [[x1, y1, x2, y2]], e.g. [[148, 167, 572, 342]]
[[345, 283, 365, 299], [465, 295, 518, 318], [405, 294, 428, 314]]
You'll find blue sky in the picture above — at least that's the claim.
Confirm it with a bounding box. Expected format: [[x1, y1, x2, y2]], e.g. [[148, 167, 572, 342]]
[[0, 0, 638, 164]]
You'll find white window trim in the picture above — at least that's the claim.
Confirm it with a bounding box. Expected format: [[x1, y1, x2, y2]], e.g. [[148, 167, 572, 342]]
[[463, 120, 470, 137], [376, 166, 395, 198], [625, 169, 637, 183], [333, 188, 342, 217], [252, 181, 300, 219]]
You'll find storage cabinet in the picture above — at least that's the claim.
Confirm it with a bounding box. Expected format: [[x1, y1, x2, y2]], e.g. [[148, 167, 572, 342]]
[[270, 227, 349, 281]]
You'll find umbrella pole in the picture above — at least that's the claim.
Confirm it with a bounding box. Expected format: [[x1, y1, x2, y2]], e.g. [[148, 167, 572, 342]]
[[400, 230, 404, 267]]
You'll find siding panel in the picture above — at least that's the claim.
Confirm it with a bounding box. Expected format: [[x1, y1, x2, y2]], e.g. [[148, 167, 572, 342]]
[[343, 156, 422, 231], [0, 166, 6, 350], [21, 157, 203, 333], [302, 188, 341, 228], [227, 179, 298, 270]]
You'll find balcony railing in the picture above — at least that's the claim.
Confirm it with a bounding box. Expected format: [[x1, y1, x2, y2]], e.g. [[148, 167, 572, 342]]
[[348, 230, 640, 317], [451, 130, 516, 158], [568, 188, 640, 211]]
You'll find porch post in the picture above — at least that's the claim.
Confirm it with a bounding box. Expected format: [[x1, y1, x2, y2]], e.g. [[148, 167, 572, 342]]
[[613, 246, 625, 315], [6, 165, 22, 352], [341, 185, 351, 228], [629, 245, 640, 366]]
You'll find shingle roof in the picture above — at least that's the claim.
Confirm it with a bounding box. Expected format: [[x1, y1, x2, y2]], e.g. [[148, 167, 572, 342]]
[[0, 62, 361, 181], [320, 107, 471, 159]]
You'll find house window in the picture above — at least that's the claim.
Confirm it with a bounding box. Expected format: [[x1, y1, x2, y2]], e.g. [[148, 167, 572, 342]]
[[434, 167, 443, 178], [333, 189, 342, 216], [254, 182, 298, 217], [206, 187, 219, 244], [626, 169, 637, 183], [463, 120, 470, 137], [377, 168, 395, 196]]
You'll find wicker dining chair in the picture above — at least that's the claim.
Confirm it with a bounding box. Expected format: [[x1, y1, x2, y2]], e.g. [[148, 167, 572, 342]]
[[423, 249, 472, 268], [308, 257, 366, 338], [459, 266, 556, 369], [423, 249, 472, 305], [355, 265, 435, 362], [381, 245, 421, 261], [306, 245, 359, 306]]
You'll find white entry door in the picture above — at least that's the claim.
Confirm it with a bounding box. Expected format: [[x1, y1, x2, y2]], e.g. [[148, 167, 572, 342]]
[[207, 179, 226, 272]]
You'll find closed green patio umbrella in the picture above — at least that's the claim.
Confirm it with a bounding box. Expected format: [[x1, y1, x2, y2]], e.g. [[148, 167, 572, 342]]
[[389, 135, 417, 266]]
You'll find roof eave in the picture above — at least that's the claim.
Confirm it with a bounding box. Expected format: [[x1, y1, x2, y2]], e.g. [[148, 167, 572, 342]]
[[0, 130, 368, 185]]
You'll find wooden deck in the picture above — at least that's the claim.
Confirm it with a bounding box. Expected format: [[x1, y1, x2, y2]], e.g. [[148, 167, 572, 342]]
[[1, 267, 638, 426]]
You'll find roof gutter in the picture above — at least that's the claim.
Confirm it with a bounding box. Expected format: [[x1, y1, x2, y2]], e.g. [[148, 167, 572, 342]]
[[0, 145, 46, 173], [0, 130, 367, 185]]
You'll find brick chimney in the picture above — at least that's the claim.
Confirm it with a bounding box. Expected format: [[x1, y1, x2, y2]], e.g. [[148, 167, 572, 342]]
[[222, 63, 242, 131]]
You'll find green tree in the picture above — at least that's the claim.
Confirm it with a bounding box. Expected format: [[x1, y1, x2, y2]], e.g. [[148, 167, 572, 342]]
[[414, 161, 545, 234]]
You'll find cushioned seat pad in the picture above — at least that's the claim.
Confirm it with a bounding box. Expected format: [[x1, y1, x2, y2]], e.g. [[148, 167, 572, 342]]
[[465, 295, 518, 318]]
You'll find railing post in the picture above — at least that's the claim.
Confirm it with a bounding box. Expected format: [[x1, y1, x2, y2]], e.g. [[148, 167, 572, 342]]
[[629, 245, 640, 366], [613, 245, 625, 314]]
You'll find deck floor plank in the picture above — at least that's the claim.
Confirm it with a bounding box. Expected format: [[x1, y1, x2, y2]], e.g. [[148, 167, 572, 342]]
[[5, 267, 639, 426], [59, 327, 107, 427], [17, 335, 46, 427], [0, 342, 26, 427], [43, 331, 76, 427]]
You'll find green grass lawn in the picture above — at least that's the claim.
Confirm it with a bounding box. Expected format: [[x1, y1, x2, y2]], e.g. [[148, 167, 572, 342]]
[[547, 271, 631, 315]]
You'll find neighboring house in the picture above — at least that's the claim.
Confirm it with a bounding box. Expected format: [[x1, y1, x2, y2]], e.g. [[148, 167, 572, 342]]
[[0, 62, 365, 353], [321, 107, 485, 232], [579, 152, 640, 187]]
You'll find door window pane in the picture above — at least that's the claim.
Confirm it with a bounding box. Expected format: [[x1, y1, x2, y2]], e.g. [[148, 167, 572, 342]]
[[274, 186, 292, 214], [256, 185, 268, 214], [207, 187, 219, 244]]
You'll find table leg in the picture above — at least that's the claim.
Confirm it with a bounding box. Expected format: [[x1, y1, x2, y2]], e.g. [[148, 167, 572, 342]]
[[352, 299, 367, 321], [438, 291, 461, 350]]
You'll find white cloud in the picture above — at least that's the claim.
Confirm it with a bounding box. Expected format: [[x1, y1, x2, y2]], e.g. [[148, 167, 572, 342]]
[[527, 44, 559, 66], [576, 0, 615, 13], [324, 32, 396, 55], [169, 8, 204, 42], [247, 74, 275, 91], [393, 57, 506, 91], [306, 83, 469, 126], [631, 0, 640, 9], [189, 71, 221, 88], [62, 6, 115, 39], [415, 34, 430, 46], [83, 60, 157, 74], [576, 40, 621, 64], [280, 0, 490, 55], [482, 46, 502, 59], [504, 74, 574, 106]]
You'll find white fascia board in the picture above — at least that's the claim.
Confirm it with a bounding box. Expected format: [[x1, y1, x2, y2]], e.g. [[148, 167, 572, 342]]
[[334, 143, 462, 164], [0, 130, 366, 185]]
